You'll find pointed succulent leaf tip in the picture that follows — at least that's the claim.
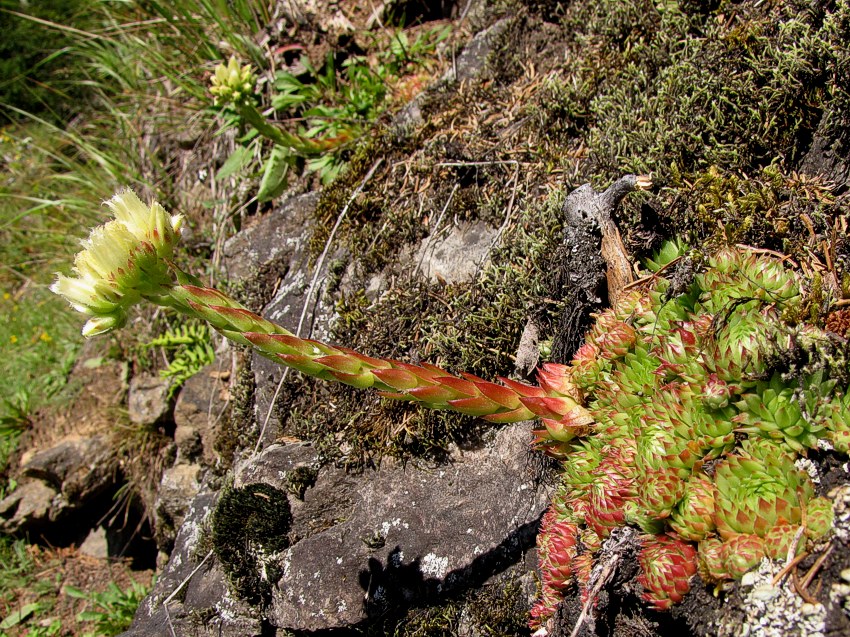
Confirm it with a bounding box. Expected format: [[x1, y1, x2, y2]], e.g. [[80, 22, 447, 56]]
[[51, 189, 181, 336]]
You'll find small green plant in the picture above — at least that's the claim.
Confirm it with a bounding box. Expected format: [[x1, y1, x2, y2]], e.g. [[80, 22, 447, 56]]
[[212, 26, 449, 195], [144, 322, 215, 397], [65, 580, 150, 636]]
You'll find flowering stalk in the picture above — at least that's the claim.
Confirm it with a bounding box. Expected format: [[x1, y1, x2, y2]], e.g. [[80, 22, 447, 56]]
[[210, 57, 337, 156], [52, 191, 592, 436]]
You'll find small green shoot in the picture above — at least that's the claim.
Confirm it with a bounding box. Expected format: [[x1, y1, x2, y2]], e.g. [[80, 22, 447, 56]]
[[65, 580, 149, 636]]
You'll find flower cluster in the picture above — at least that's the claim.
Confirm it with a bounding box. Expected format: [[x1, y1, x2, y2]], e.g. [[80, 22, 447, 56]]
[[51, 191, 182, 336], [529, 246, 843, 631], [209, 56, 257, 106]]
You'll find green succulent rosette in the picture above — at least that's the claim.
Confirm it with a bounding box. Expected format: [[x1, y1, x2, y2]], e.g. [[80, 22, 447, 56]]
[[733, 372, 829, 452], [696, 249, 801, 316], [721, 533, 766, 578], [669, 475, 717, 542], [713, 440, 813, 539]]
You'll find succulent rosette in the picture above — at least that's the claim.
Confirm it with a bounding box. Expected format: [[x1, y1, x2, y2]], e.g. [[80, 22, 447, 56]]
[[733, 373, 827, 452], [697, 249, 800, 316], [720, 533, 766, 578], [763, 524, 804, 560], [823, 390, 850, 453], [805, 496, 834, 540], [669, 475, 717, 541], [698, 537, 730, 581], [713, 440, 812, 539], [637, 534, 698, 610]]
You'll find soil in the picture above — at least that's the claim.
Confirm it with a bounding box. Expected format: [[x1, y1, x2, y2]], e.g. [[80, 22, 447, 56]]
[[0, 544, 154, 637]]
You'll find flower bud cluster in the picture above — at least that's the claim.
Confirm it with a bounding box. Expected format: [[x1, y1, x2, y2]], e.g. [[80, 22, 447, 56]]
[[51, 190, 183, 336], [210, 56, 257, 106]]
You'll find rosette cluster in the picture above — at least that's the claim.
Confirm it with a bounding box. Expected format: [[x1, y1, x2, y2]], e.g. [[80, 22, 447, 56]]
[[51, 190, 183, 336], [529, 245, 845, 630]]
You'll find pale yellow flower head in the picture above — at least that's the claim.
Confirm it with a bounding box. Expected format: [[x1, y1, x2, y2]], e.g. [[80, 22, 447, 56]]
[[210, 56, 256, 106], [51, 190, 183, 336]]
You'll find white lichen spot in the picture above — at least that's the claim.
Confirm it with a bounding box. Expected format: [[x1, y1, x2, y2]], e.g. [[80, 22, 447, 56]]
[[817, 438, 834, 451], [380, 518, 406, 537], [717, 558, 825, 637], [390, 551, 404, 567], [466, 528, 473, 534], [795, 457, 820, 484], [338, 599, 347, 613], [421, 552, 449, 579], [828, 484, 850, 542], [336, 556, 343, 565]]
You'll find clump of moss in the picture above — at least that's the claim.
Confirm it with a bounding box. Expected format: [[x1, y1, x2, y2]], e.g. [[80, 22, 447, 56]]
[[215, 352, 256, 468], [286, 193, 566, 466], [211, 482, 291, 603], [655, 163, 841, 257]]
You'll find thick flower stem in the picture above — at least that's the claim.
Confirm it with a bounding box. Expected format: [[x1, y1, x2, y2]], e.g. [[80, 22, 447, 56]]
[[157, 279, 590, 430]]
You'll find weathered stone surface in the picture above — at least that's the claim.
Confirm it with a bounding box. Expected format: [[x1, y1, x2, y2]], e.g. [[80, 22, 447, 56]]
[[222, 191, 319, 284], [0, 479, 57, 533], [124, 423, 546, 636], [412, 220, 498, 284], [21, 433, 115, 504], [1, 433, 116, 536], [252, 423, 547, 631], [442, 18, 511, 84], [79, 525, 109, 558], [392, 18, 512, 133], [128, 373, 172, 425], [173, 363, 229, 464], [124, 491, 235, 636], [799, 113, 850, 189], [153, 463, 202, 549]]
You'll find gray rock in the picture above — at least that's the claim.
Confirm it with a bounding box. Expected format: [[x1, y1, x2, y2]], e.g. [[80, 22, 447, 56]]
[[254, 423, 546, 631], [412, 220, 498, 284], [124, 490, 232, 636], [79, 525, 109, 558], [799, 112, 850, 189], [392, 18, 512, 134], [222, 191, 319, 285], [442, 18, 511, 84], [128, 373, 172, 425], [125, 423, 546, 635], [154, 463, 202, 548], [0, 479, 57, 533], [21, 434, 115, 504], [173, 363, 229, 464]]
